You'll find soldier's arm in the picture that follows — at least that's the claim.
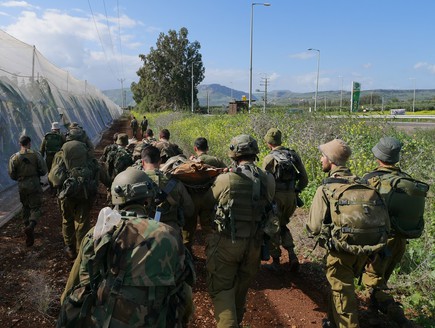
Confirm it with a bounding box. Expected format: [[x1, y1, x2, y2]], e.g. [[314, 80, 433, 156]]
[[262, 154, 274, 173], [8, 155, 18, 180], [40, 138, 46, 156], [295, 153, 309, 192], [306, 186, 328, 235], [37, 153, 48, 176], [265, 171, 276, 202]]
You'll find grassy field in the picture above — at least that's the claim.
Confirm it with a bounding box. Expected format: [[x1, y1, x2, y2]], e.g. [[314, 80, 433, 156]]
[[135, 110, 435, 325]]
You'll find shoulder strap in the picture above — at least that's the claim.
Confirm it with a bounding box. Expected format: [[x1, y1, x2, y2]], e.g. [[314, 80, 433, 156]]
[[360, 170, 386, 183], [322, 177, 351, 185]]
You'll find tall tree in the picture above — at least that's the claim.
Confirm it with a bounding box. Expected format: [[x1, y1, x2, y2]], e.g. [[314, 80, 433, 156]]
[[131, 27, 204, 112]]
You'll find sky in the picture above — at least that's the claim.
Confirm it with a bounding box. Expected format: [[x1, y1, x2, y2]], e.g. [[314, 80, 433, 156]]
[[1, 0, 434, 94]]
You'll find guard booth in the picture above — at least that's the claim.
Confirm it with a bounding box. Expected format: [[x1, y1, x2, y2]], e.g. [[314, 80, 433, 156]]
[[228, 100, 249, 114]]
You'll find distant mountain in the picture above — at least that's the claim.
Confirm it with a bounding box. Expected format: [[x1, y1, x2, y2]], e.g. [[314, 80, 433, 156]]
[[103, 84, 435, 108]]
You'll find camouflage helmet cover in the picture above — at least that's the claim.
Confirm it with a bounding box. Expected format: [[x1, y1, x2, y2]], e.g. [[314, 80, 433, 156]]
[[228, 134, 259, 159], [111, 167, 158, 205]]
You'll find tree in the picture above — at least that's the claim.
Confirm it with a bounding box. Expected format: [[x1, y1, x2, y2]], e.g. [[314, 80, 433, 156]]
[[131, 27, 204, 112]]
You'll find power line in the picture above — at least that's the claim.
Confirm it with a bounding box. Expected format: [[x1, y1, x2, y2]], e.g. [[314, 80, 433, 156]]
[[116, 0, 126, 81], [87, 0, 118, 80]]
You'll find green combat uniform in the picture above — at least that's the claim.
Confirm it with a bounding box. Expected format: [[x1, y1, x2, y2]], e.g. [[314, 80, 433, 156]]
[[60, 167, 195, 327], [59, 139, 98, 257], [308, 166, 369, 328], [361, 166, 409, 310], [182, 153, 226, 253], [60, 213, 195, 327], [360, 137, 420, 328], [206, 135, 275, 327], [145, 169, 194, 232], [40, 125, 65, 171], [262, 128, 308, 271], [140, 116, 148, 138], [8, 148, 47, 228]]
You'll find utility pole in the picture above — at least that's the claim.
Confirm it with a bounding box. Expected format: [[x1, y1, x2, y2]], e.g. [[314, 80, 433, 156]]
[[259, 75, 269, 113], [191, 62, 194, 113]]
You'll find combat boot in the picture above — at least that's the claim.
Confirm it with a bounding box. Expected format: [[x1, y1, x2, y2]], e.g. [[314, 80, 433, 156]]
[[288, 249, 300, 272], [262, 256, 281, 273], [24, 221, 36, 247], [386, 303, 413, 328]]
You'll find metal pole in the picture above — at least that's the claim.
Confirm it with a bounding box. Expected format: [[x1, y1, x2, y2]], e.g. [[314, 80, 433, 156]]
[[308, 48, 320, 111], [249, 3, 270, 113], [413, 79, 416, 112], [339, 75, 343, 111], [191, 62, 194, 113], [118, 78, 125, 108]]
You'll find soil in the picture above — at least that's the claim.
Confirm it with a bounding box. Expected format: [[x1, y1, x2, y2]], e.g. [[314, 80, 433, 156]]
[[0, 117, 411, 328]]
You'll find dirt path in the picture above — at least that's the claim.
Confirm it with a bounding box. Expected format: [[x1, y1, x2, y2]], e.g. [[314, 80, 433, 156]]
[[0, 117, 398, 328]]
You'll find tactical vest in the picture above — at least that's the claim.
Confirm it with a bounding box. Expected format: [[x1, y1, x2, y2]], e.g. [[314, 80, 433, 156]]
[[44, 132, 64, 154], [215, 164, 266, 240], [10, 151, 43, 193]]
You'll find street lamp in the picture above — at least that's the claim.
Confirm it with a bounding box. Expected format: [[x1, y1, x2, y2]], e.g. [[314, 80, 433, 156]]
[[249, 2, 271, 113], [308, 48, 320, 112]]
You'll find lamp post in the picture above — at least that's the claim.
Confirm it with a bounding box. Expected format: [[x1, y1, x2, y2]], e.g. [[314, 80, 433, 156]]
[[249, 2, 271, 113], [308, 48, 320, 112]]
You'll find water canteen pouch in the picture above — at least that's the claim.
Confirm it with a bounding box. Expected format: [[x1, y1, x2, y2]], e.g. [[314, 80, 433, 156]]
[[373, 173, 429, 239], [322, 178, 390, 256]]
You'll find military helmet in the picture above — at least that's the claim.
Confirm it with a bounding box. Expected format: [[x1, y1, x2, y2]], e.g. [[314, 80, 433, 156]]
[[66, 127, 84, 141], [228, 134, 259, 159], [111, 167, 158, 205]]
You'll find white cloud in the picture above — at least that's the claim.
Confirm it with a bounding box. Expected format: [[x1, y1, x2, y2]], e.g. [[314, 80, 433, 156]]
[[290, 51, 313, 60], [414, 61, 435, 73], [0, 1, 37, 9], [3, 8, 144, 90], [363, 63, 372, 69]]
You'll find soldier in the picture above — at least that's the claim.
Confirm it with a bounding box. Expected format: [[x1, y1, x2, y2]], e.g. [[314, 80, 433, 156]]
[[141, 145, 194, 233], [40, 121, 65, 171], [130, 115, 139, 139], [307, 139, 386, 328], [8, 135, 47, 246], [144, 128, 157, 143], [262, 128, 308, 272], [361, 137, 416, 328], [140, 115, 148, 138], [58, 134, 99, 259], [105, 133, 134, 181], [68, 122, 94, 153], [183, 137, 226, 255], [153, 128, 184, 164], [206, 134, 275, 327], [59, 168, 195, 327]]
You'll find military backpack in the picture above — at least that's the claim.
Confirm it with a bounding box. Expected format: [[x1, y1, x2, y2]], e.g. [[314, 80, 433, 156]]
[[44, 132, 64, 154], [270, 148, 298, 188], [362, 171, 429, 239], [106, 147, 134, 180], [321, 177, 390, 255]]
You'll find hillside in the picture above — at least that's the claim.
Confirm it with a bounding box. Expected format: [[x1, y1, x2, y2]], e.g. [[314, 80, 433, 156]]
[[103, 84, 435, 108]]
